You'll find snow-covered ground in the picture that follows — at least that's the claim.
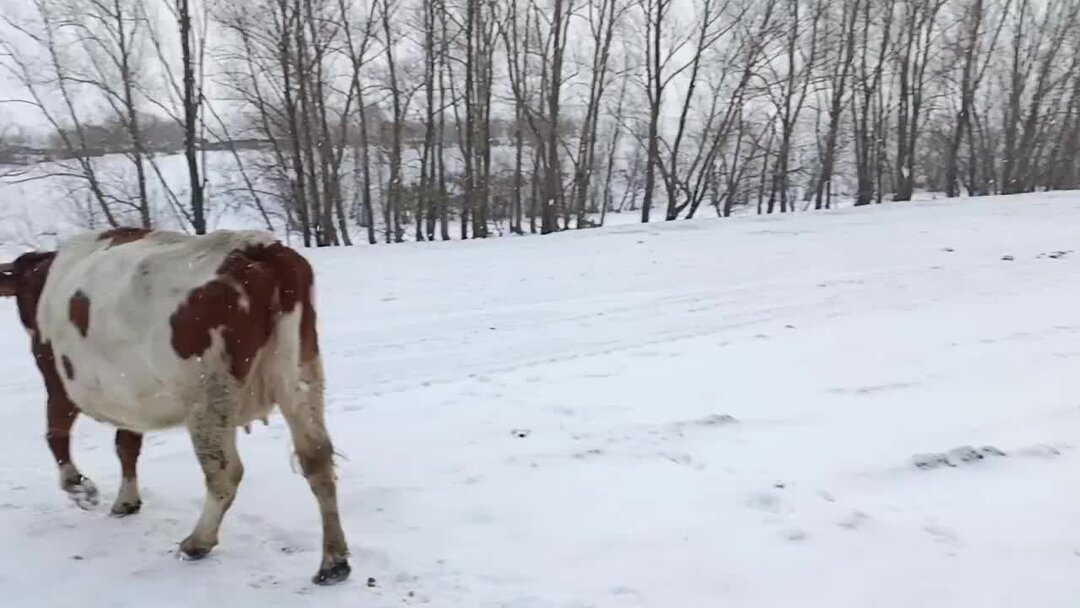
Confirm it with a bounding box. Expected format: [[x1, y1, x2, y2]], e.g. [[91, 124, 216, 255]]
[[2, 191, 1080, 607]]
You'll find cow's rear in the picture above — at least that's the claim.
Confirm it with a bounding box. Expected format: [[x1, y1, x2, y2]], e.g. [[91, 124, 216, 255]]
[[190, 239, 351, 584]]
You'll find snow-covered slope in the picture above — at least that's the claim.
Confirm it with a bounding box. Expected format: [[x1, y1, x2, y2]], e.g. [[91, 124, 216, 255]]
[[1, 192, 1079, 607]]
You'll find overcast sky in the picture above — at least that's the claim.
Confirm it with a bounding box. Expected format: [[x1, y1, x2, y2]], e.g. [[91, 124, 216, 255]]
[[0, 0, 191, 141]]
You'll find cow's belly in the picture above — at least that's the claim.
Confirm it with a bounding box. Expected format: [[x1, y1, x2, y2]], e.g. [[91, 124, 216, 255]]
[[75, 389, 193, 432], [56, 334, 203, 432], [65, 368, 198, 432]]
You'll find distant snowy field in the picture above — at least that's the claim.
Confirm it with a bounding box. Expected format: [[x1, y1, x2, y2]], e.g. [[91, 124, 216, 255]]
[[0, 148, 883, 256], [2, 191, 1080, 607]]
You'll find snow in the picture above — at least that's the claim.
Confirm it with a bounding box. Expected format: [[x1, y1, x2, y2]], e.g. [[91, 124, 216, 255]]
[[2, 191, 1080, 606]]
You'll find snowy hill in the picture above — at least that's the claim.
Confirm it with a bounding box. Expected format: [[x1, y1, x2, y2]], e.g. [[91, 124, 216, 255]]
[[2, 192, 1080, 607]]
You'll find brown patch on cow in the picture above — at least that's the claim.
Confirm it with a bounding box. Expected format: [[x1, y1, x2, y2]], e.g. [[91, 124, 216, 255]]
[[259, 243, 320, 362], [3, 251, 85, 470], [42, 329, 79, 468], [46, 381, 78, 466], [99, 227, 150, 248], [169, 242, 320, 381], [8, 251, 56, 330], [61, 355, 75, 380], [69, 291, 91, 337], [170, 251, 278, 381]]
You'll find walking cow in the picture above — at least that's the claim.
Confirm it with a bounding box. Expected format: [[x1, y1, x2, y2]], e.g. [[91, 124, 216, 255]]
[[0, 228, 350, 585]]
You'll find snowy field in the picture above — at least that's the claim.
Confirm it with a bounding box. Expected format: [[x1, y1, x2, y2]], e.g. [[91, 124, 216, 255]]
[[2, 191, 1080, 607]]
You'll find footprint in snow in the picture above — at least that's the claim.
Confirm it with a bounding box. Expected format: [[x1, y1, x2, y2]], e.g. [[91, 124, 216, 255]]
[[828, 381, 918, 396], [745, 491, 782, 514], [248, 574, 281, 589], [1013, 444, 1063, 459], [783, 528, 809, 542], [923, 524, 962, 547], [657, 451, 696, 467], [665, 414, 738, 436], [836, 510, 870, 530], [912, 445, 1005, 470], [573, 448, 604, 460]]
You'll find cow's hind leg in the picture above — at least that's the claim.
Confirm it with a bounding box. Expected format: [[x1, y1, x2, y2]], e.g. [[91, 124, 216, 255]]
[[279, 359, 350, 585], [47, 397, 98, 509], [179, 372, 244, 560], [111, 430, 143, 516]]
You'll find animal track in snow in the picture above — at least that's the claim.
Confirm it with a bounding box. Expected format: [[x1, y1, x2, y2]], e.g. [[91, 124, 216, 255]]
[[911, 442, 1066, 471], [657, 414, 738, 438], [912, 445, 1005, 470], [836, 510, 870, 530]]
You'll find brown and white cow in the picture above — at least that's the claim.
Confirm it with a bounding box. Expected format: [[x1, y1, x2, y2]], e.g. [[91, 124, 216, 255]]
[[0, 227, 350, 585]]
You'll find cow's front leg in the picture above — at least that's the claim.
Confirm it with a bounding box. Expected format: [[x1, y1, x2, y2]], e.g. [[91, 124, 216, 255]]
[[47, 396, 98, 509], [111, 430, 143, 516], [179, 372, 243, 560]]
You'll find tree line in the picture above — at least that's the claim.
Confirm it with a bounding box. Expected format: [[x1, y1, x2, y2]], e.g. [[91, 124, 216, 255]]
[[1, 0, 1078, 246]]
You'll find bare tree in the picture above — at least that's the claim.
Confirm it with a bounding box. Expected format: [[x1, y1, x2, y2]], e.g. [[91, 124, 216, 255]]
[[850, 0, 894, 206], [812, 0, 860, 211], [893, 0, 946, 202], [177, 0, 206, 232], [8, 0, 1080, 247], [1, 0, 122, 226], [941, 0, 1007, 197], [999, 0, 1080, 194], [763, 0, 822, 214], [568, 0, 626, 228]]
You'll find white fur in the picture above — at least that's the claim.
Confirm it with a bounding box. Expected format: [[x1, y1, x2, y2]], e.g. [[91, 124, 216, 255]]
[[35, 229, 281, 433]]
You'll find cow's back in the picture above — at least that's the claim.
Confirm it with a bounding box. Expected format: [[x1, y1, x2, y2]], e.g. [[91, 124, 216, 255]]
[[37, 229, 283, 431]]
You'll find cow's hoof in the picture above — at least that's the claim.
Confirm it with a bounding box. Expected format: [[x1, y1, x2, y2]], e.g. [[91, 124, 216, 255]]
[[177, 546, 211, 561], [178, 537, 215, 561], [312, 559, 351, 586], [64, 478, 99, 510], [110, 501, 142, 517]]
